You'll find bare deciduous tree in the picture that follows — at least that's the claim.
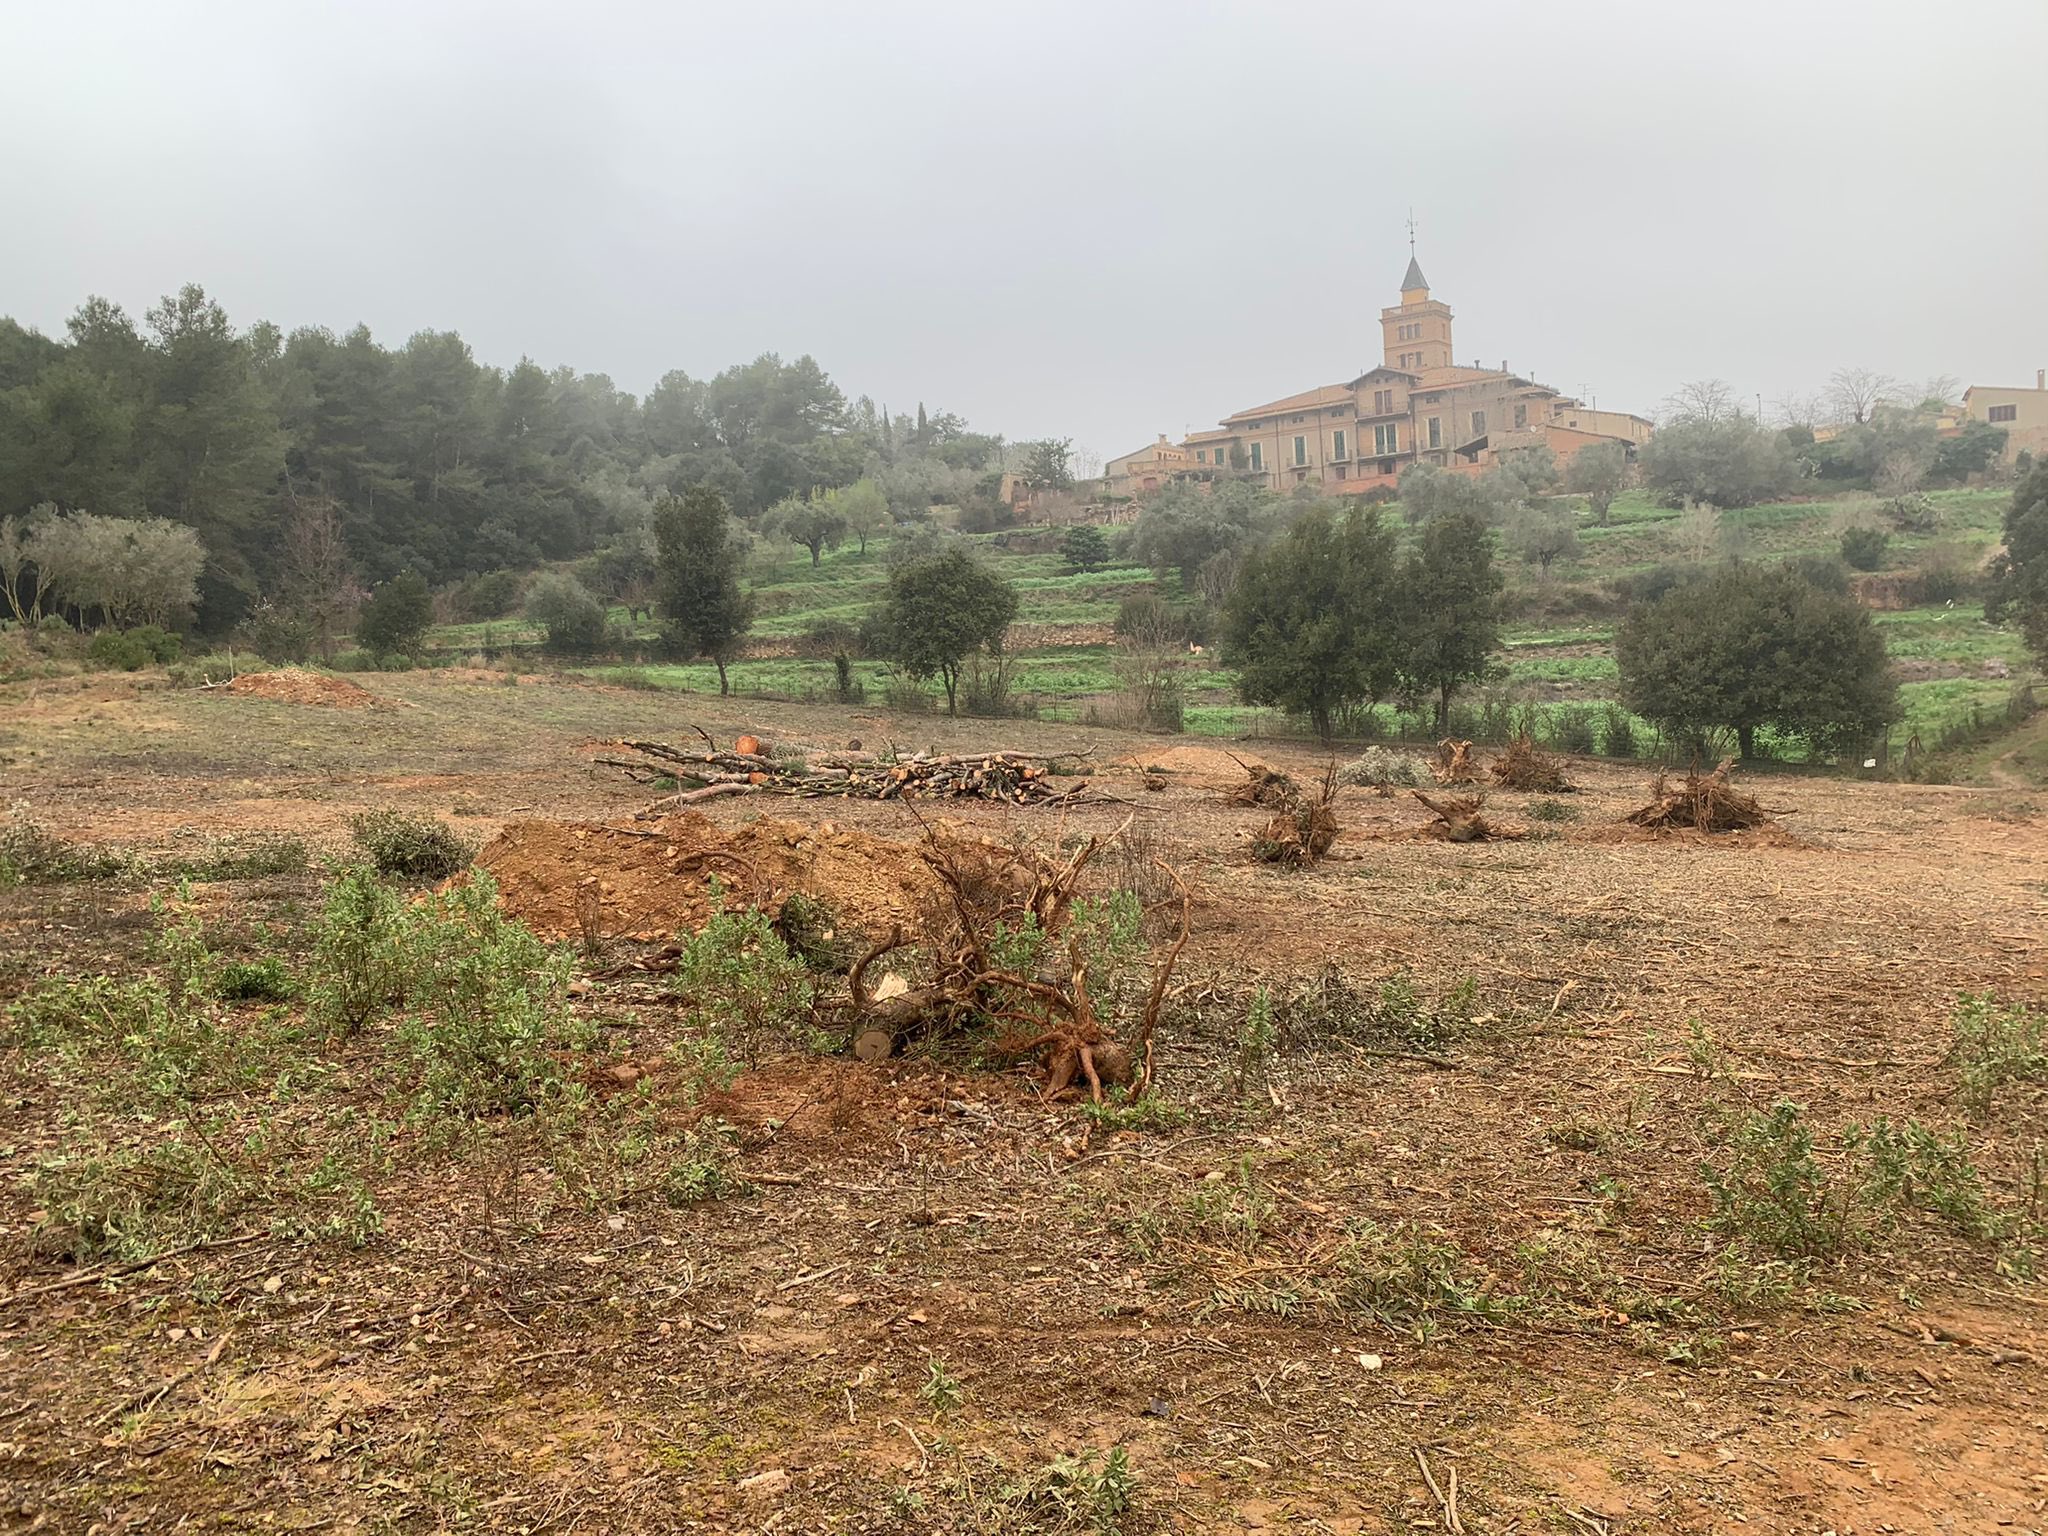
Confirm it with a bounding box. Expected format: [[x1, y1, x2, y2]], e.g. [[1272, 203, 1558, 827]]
[[1770, 392, 1825, 432], [279, 497, 359, 661], [1825, 367, 1902, 426], [1662, 379, 1740, 429]]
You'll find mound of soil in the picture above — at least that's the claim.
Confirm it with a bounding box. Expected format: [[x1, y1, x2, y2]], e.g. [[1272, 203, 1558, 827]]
[[222, 668, 385, 709], [478, 811, 945, 943]]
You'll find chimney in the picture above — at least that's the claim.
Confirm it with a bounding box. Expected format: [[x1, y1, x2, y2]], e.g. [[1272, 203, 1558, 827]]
[[1501, 359, 1508, 373], [2038, 368, 2045, 390]]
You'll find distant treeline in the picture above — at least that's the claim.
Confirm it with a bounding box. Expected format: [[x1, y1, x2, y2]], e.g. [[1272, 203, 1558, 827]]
[[0, 283, 1027, 630]]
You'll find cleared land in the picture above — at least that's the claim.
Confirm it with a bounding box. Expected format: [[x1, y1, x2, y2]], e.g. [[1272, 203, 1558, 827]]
[[1, 669, 2045, 1534]]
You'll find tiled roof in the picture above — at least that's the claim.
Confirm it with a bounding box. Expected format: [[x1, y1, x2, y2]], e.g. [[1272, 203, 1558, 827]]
[[1401, 255, 1429, 292], [1221, 383, 1353, 423]]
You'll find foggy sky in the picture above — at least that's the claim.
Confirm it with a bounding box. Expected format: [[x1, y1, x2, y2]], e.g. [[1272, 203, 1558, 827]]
[[4, 0, 2045, 466]]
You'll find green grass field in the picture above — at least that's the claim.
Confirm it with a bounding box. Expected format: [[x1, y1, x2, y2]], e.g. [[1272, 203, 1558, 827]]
[[416, 487, 2036, 768]]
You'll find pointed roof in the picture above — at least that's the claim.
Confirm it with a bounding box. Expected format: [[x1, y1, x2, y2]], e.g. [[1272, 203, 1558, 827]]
[[1400, 254, 1429, 292]]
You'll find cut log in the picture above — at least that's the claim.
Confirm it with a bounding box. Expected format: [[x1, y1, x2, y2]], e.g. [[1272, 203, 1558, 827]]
[[852, 1027, 898, 1064]]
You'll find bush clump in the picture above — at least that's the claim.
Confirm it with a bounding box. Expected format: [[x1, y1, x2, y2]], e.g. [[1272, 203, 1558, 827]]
[[1839, 525, 1890, 571], [85, 625, 183, 673], [348, 810, 477, 881]]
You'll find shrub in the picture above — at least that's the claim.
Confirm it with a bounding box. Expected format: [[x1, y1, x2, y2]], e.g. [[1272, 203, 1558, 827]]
[[1839, 525, 1890, 571], [306, 864, 413, 1035], [396, 871, 588, 1119], [452, 568, 527, 620], [86, 629, 152, 671], [671, 900, 816, 1040], [1951, 993, 2046, 1117], [1337, 746, 1427, 793], [348, 809, 477, 881], [1704, 1100, 2003, 1259], [524, 571, 610, 653], [1905, 543, 1978, 606], [357, 570, 433, 660], [164, 833, 309, 882]]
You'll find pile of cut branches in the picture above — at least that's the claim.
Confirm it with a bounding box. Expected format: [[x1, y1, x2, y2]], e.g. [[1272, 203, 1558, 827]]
[[597, 731, 1088, 808], [1626, 759, 1774, 833], [1490, 734, 1576, 793], [1412, 790, 1525, 843], [1432, 739, 1482, 784], [845, 820, 1190, 1102], [1251, 764, 1340, 867]]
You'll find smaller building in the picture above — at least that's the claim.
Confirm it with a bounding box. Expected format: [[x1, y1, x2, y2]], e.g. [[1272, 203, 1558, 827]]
[[1963, 370, 2048, 465], [1104, 434, 1197, 498]]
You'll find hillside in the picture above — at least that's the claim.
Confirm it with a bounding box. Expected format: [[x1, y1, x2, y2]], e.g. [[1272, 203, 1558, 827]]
[[418, 485, 2036, 774]]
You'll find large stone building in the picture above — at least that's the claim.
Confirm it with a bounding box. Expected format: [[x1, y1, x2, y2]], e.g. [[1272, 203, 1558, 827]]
[[1107, 255, 1650, 499]]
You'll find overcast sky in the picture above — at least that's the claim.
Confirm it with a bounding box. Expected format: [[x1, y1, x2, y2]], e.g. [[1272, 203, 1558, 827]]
[[4, 0, 2045, 465]]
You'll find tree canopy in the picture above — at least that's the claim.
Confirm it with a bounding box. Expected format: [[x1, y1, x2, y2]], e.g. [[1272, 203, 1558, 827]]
[[1988, 464, 2048, 668], [1399, 510, 1504, 726], [876, 548, 1019, 715], [1564, 441, 1629, 524], [1617, 562, 1900, 760], [0, 286, 1018, 633], [1223, 505, 1403, 739], [652, 488, 754, 693]]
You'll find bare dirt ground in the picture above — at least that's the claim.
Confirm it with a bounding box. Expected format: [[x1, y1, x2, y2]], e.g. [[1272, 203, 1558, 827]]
[[2, 668, 2046, 1534]]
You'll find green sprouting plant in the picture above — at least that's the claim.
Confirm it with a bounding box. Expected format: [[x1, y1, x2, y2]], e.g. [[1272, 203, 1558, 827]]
[[659, 1121, 748, 1207], [149, 893, 219, 1010], [306, 864, 412, 1036], [31, 1115, 384, 1264], [1335, 1220, 1514, 1332], [1043, 1447, 1138, 1536], [773, 891, 851, 971], [1850, 1118, 2001, 1240], [1951, 993, 2047, 1117], [217, 957, 295, 1002], [7, 973, 168, 1053], [395, 871, 589, 1121], [1525, 796, 1579, 824], [1078, 1089, 1190, 1133], [1236, 985, 1276, 1102], [1176, 1155, 1277, 1251], [671, 898, 815, 1040], [1707, 1102, 2003, 1261], [163, 834, 310, 882], [1702, 1100, 1842, 1258], [0, 802, 126, 886], [919, 1357, 964, 1414], [347, 809, 477, 882], [1685, 1020, 1728, 1081], [30, 1132, 251, 1264]]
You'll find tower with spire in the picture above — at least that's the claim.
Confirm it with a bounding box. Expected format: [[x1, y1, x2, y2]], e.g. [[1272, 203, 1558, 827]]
[[1381, 229, 1454, 374]]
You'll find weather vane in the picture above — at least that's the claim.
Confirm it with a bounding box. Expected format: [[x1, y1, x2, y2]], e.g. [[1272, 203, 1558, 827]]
[[1406, 208, 1417, 253]]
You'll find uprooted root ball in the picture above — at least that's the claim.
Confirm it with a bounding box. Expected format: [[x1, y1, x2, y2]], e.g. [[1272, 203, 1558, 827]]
[[1490, 734, 1576, 794], [1412, 790, 1526, 843], [1626, 758, 1773, 833]]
